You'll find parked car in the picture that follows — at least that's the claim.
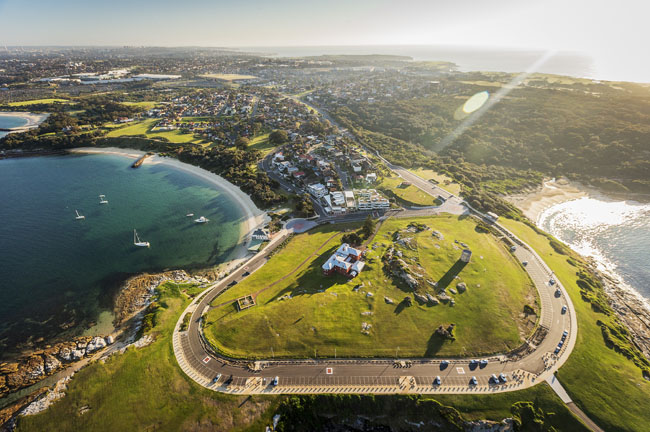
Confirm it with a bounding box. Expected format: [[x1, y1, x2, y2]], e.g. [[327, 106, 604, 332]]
[[499, 373, 508, 383], [555, 288, 562, 297], [212, 373, 222, 384], [272, 376, 279, 386], [440, 360, 449, 369], [469, 376, 478, 386], [480, 359, 488, 367], [561, 305, 567, 314], [490, 374, 498, 383], [434, 376, 441, 385], [522, 261, 528, 266], [510, 246, 517, 252]]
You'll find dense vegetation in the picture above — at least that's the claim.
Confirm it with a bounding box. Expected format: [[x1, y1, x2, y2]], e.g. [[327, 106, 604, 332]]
[[333, 76, 650, 195]]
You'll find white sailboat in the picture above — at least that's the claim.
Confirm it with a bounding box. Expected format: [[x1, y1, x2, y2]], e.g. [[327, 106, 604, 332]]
[[75, 210, 85, 220], [133, 229, 150, 248], [99, 194, 109, 204], [194, 216, 209, 224], [186, 212, 194, 217]]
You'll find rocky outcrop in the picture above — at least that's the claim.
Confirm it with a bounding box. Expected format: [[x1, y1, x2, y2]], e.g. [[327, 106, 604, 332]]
[[457, 282, 467, 293], [0, 335, 114, 399], [114, 270, 193, 326]]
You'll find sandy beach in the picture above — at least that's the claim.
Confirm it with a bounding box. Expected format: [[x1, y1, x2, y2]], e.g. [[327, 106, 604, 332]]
[[0, 111, 50, 130], [70, 147, 268, 268], [505, 178, 594, 223]]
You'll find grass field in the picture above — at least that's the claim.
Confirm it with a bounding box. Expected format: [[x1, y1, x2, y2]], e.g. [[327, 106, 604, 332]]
[[200, 73, 258, 81], [408, 168, 462, 196], [105, 119, 204, 144], [8, 98, 69, 106], [204, 215, 536, 359], [247, 133, 276, 156], [500, 218, 650, 432], [121, 101, 159, 110], [376, 176, 440, 206], [16, 282, 278, 432]]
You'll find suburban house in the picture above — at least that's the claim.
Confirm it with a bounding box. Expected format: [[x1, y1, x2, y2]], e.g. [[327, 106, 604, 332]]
[[322, 243, 366, 278]]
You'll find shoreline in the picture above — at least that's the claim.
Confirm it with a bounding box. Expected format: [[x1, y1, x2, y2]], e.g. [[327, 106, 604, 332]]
[[0, 111, 50, 131], [69, 147, 268, 269], [506, 178, 650, 360]]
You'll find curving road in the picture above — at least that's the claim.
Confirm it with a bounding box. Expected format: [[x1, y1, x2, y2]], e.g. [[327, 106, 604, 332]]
[[172, 99, 599, 430], [173, 194, 577, 399]]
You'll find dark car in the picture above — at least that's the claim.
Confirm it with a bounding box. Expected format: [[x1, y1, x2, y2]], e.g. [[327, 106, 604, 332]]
[[561, 305, 567, 314]]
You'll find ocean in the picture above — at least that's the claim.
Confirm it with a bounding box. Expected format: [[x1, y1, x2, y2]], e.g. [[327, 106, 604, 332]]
[[0, 115, 29, 139], [538, 197, 650, 306], [0, 153, 245, 358], [242, 45, 597, 81]]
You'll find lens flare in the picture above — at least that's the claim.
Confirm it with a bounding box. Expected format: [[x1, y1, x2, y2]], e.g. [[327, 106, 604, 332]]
[[462, 91, 489, 114]]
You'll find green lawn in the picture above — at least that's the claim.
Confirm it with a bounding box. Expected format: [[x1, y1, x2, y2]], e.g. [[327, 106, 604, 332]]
[[16, 282, 278, 432], [408, 168, 462, 196], [204, 215, 536, 359], [247, 133, 276, 156], [500, 218, 650, 432], [105, 119, 204, 144], [377, 176, 440, 206], [121, 101, 159, 110], [8, 98, 70, 106]]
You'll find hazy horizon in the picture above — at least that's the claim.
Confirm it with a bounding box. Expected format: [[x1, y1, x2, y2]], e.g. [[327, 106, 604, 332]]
[[1, 0, 649, 82]]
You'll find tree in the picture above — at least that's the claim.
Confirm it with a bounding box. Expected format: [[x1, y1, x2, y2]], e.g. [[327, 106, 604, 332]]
[[295, 194, 314, 217], [234, 136, 249, 150], [361, 215, 376, 238], [342, 232, 362, 246], [269, 129, 289, 144]]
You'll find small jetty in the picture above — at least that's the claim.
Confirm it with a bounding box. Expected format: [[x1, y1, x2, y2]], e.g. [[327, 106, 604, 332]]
[[131, 152, 153, 168]]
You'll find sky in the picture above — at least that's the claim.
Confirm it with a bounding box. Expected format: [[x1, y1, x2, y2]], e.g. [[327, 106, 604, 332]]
[[1, 0, 648, 81]]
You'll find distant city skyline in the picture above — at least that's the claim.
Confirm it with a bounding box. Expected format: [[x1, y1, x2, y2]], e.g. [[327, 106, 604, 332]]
[[1, 0, 648, 82]]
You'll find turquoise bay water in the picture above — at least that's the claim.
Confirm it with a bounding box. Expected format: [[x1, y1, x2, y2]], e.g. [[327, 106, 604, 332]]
[[0, 154, 245, 357], [0, 115, 29, 138], [538, 197, 650, 305]]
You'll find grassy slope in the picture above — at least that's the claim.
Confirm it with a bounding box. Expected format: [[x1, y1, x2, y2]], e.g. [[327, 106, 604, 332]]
[[248, 133, 276, 156], [204, 215, 535, 359], [8, 98, 69, 106], [500, 218, 650, 432], [377, 176, 439, 206], [408, 168, 462, 196], [16, 282, 279, 432], [105, 119, 203, 144]]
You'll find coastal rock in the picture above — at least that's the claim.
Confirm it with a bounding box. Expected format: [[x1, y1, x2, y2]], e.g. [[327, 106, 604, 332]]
[[105, 335, 115, 345], [403, 273, 419, 289], [427, 280, 438, 288], [86, 336, 107, 353], [384, 297, 394, 304], [43, 355, 61, 374], [457, 282, 467, 293], [71, 349, 85, 361], [449, 288, 457, 295], [24, 357, 45, 381], [57, 347, 73, 362]]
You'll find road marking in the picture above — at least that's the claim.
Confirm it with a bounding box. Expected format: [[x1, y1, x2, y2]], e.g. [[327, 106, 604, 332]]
[[457, 367, 465, 374], [326, 367, 333, 375], [203, 356, 211, 364]]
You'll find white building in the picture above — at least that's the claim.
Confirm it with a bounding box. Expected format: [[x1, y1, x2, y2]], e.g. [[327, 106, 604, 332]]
[[308, 183, 328, 198], [365, 173, 377, 183]]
